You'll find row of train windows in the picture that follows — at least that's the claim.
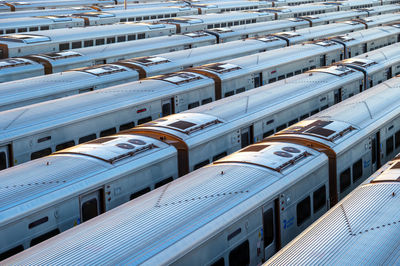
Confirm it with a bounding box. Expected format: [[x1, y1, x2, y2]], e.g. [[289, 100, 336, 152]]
[[210, 240, 250, 266], [119, 13, 177, 22], [262, 106, 328, 138], [297, 185, 326, 226], [187, 88, 246, 110], [193, 151, 228, 170], [30, 118, 152, 160], [293, 10, 326, 17], [386, 130, 400, 156], [206, 19, 257, 29], [2, 26, 49, 34], [220, 6, 258, 12], [287, 1, 313, 5], [59, 33, 145, 50], [339, 159, 363, 193], [268, 66, 316, 83]]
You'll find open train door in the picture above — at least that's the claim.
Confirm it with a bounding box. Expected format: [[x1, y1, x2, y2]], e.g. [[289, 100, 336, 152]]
[[79, 189, 105, 223], [262, 199, 280, 260], [0, 145, 10, 170]]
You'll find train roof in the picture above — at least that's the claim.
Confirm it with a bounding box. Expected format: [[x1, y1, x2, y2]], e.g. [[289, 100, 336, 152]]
[[4, 142, 325, 264], [329, 25, 400, 44], [0, 16, 83, 29]]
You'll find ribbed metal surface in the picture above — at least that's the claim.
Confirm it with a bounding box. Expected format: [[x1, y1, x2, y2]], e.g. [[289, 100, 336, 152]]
[[267, 182, 400, 265]]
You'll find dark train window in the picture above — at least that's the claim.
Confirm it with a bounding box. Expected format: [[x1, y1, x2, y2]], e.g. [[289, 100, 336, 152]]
[[151, 15, 156, 19], [201, 98, 212, 105], [117, 35, 126, 42], [313, 185, 326, 213], [127, 18, 134, 22], [18, 28, 27, 33], [119, 122, 135, 131], [165, 14, 170, 18], [6, 29, 15, 34], [340, 168, 351, 193], [130, 187, 151, 200], [300, 113, 309, 120], [268, 78, 277, 83], [211, 257, 225, 266], [320, 105, 329, 111], [40, 26, 49, 30], [96, 38, 105, 45], [155, 176, 173, 188], [386, 136, 394, 156], [30, 229, 60, 247], [207, 25, 213, 29], [84, 40, 94, 47], [310, 109, 319, 115], [295, 70, 301, 75], [138, 116, 152, 125], [120, 18, 127, 22], [128, 34, 136, 41], [263, 130, 274, 138], [107, 37, 116, 44], [297, 196, 311, 226], [288, 118, 298, 126], [396, 130, 400, 148], [79, 134, 96, 144], [188, 102, 200, 110], [29, 27, 39, 31], [157, 15, 163, 18], [229, 240, 249, 266], [0, 152, 7, 170], [263, 208, 274, 247], [352, 159, 363, 182], [100, 128, 116, 137], [236, 87, 245, 94], [138, 33, 145, 39], [56, 140, 75, 151], [31, 148, 52, 160], [59, 43, 69, 51], [224, 91, 234, 97], [0, 245, 24, 261], [213, 151, 227, 161], [286, 72, 293, 78], [71, 41, 82, 49], [28, 216, 48, 229], [81, 198, 98, 222], [194, 159, 210, 170], [278, 75, 285, 80], [276, 124, 286, 132]]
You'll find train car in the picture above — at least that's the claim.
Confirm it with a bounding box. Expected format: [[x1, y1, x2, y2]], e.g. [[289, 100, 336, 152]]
[[0, 0, 116, 12], [192, 1, 270, 14], [0, 22, 176, 58], [359, 4, 400, 15], [0, 57, 44, 81], [5, 74, 400, 264], [0, 6, 95, 19], [266, 151, 400, 264], [322, 0, 380, 11], [259, 4, 337, 19]]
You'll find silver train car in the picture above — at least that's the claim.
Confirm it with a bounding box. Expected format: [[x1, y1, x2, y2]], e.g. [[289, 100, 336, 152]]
[[266, 150, 400, 265], [0, 26, 399, 169], [4, 74, 400, 264], [259, 4, 338, 19], [0, 0, 116, 12]]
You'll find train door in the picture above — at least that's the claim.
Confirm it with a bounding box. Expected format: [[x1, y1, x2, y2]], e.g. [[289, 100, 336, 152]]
[[386, 68, 393, 80], [254, 72, 263, 88], [241, 126, 254, 148], [262, 200, 279, 260], [334, 88, 342, 104], [371, 132, 381, 172], [80, 189, 104, 223], [0, 145, 10, 170], [162, 98, 174, 117], [320, 54, 326, 67]]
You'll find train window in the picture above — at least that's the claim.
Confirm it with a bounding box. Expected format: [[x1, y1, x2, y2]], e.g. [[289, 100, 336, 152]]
[[172, 13, 177, 17], [28, 217, 48, 229], [31, 148, 52, 160], [165, 14, 170, 18], [29, 27, 39, 31], [194, 159, 210, 170], [59, 43, 69, 51], [71, 41, 82, 49], [300, 113, 309, 120], [100, 128, 116, 137], [213, 151, 227, 161], [188, 101, 200, 110], [18, 28, 27, 33], [201, 98, 212, 105], [320, 105, 329, 111], [246, 20, 251, 24], [276, 124, 287, 132], [295, 70, 301, 75], [211, 258, 225, 266], [267, 119, 274, 125], [0, 152, 6, 170], [138, 116, 152, 125], [136, 17, 142, 21], [81, 198, 98, 222], [107, 37, 116, 44], [313, 185, 326, 213], [386, 136, 394, 156], [288, 118, 298, 126], [228, 22, 233, 27], [214, 24, 220, 28], [236, 87, 245, 94], [119, 122, 135, 131], [56, 140, 75, 151], [120, 18, 127, 22], [340, 168, 351, 193], [234, 21, 239, 26], [229, 240, 249, 266], [302, 68, 309, 72], [127, 18, 134, 22], [352, 159, 363, 182], [0, 245, 24, 261], [310, 109, 319, 115], [155, 176, 173, 188], [310, 66, 316, 70], [130, 187, 151, 200], [151, 15, 156, 19], [395, 130, 400, 148], [296, 196, 311, 226], [263, 130, 274, 138], [6, 29, 16, 34], [157, 15, 163, 19], [263, 208, 274, 247], [240, 21, 245, 25], [117, 36, 126, 42], [79, 134, 96, 144], [138, 33, 145, 40], [268, 78, 277, 83], [30, 229, 60, 247], [40, 26, 49, 30], [286, 72, 293, 78], [224, 91, 234, 97], [128, 34, 136, 41], [96, 38, 105, 45], [221, 23, 227, 27], [84, 40, 94, 47], [207, 25, 213, 29], [252, 19, 256, 23]]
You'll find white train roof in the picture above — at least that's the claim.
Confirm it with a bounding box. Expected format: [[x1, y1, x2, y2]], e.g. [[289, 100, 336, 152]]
[[330, 25, 400, 44], [4, 142, 325, 264]]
